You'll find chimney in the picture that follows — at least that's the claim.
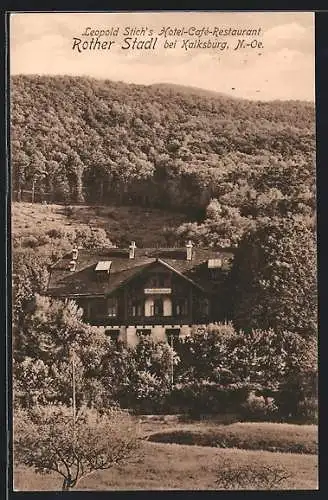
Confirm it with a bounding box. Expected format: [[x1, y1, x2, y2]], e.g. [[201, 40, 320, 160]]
[[186, 240, 193, 261], [72, 246, 79, 260], [129, 241, 137, 259], [69, 260, 77, 272]]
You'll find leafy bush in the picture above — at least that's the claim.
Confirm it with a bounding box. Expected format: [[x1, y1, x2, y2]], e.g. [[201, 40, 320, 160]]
[[14, 404, 141, 490], [73, 226, 112, 249], [46, 227, 66, 239], [64, 205, 76, 217], [166, 382, 252, 416], [241, 392, 278, 421], [21, 235, 39, 248], [296, 397, 318, 424], [215, 461, 291, 490], [103, 337, 178, 413], [20, 234, 50, 248]]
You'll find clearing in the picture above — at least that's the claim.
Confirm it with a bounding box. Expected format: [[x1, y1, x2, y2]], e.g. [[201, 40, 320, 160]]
[[11, 202, 189, 248]]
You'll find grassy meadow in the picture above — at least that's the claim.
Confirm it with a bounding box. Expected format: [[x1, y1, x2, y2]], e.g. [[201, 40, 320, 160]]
[[11, 202, 188, 248], [14, 440, 318, 491]]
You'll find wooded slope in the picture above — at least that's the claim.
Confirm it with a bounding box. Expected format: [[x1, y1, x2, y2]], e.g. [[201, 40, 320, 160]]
[[11, 75, 315, 214]]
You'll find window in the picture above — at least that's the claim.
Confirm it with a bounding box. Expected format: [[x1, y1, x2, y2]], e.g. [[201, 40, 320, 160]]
[[154, 298, 164, 316], [90, 299, 107, 317], [200, 298, 210, 316], [130, 299, 143, 317], [208, 259, 222, 281], [174, 298, 188, 317], [158, 274, 166, 287], [210, 268, 220, 280], [107, 297, 117, 317], [147, 273, 169, 288], [95, 261, 112, 282], [105, 328, 120, 341]]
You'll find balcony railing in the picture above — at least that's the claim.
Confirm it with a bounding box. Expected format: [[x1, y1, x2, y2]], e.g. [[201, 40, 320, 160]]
[[86, 314, 200, 326]]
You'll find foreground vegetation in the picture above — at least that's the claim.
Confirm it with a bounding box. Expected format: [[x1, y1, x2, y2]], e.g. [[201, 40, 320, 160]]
[[14, 441, 318, 491]]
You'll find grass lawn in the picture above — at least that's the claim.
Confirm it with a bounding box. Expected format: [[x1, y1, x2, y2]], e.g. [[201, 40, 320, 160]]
[[12, 202, 188, 247], [14, 441, 318, 491], [143, 420, 318, 455]]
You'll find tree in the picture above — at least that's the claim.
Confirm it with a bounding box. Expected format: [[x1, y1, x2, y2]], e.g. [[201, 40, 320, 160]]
[[174, 324, 317, 419], [274, 334, 317, 419], [230, 217, 317, 338], [12, 253, 50, 336], [14, 404, 141, 490], [29, 152, 47, 203], [14, 295, 109, 407], [11, 147, 30, 201]]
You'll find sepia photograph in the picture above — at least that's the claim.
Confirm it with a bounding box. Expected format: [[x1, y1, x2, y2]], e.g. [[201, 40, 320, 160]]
[[10, 10, 317, 491]]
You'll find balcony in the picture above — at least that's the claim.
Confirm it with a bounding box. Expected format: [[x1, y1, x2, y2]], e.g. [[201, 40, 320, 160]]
[[87, 314, 196, 327], [126, 315, 191, 326]]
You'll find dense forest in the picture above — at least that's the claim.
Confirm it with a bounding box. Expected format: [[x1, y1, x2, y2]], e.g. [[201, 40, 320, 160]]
[[11, 77, 314, 208]]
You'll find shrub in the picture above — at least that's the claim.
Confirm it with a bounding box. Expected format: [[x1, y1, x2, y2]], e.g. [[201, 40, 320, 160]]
[[74, 226, 112, 249], [166, 382, 251, 416], [295, 397, 318, 424], [46, 227, 65, 239], [64, 205, 76, 217], [241, 392, 278, 421], [21, 235, 39, 248], [14, 404, 142, 490], [215, 461, 291, 490], [36, 234, 50, 246]]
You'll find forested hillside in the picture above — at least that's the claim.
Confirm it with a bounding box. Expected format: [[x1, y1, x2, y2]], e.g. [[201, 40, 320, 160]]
[[11, 75, 315, 225]]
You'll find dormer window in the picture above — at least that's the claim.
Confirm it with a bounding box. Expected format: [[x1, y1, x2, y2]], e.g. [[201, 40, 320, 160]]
[[208, 259, 222, 280], [95, 261, 112, 281], [95, 261, 112, 272]]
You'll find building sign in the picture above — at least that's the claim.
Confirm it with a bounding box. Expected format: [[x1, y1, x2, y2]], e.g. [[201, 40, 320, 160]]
[[144, 288, 172, 294]]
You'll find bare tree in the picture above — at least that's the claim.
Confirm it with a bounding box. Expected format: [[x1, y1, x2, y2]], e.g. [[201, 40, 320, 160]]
[[14, 404, 142, 490]]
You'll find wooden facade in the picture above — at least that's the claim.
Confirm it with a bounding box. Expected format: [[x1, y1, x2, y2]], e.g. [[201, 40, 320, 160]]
[[48, 243, 234, 342], [76, 262, 212, 327]]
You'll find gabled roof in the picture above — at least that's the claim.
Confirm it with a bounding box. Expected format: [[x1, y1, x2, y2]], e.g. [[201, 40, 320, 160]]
[[47, 246, 234, 297]]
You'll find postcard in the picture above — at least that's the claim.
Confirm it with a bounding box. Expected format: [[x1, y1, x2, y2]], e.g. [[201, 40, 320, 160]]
[[9, 11, 317, 492]]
